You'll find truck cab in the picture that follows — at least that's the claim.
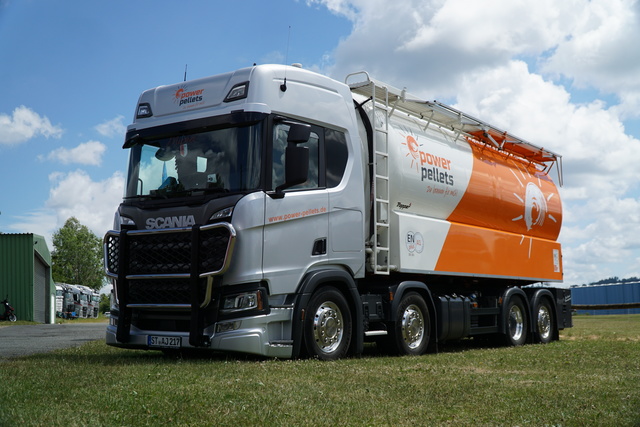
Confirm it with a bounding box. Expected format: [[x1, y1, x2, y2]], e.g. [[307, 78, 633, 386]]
[[105, 65, 366, 357]]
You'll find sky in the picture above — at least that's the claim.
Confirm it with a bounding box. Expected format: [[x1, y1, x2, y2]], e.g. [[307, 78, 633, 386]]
[[1, 0, 640, 287]]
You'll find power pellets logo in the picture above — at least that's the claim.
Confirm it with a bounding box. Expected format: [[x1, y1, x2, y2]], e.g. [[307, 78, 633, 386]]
[[401, 134, 455, 186], [173, 85, 204, 108]]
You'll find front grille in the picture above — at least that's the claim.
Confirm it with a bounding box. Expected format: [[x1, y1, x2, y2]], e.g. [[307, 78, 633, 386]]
[[104, 223, 234, 277], [128, 278, 207, 305], [200, 226, 233, 273], [129, 232, 192, 275], [104, 223, 235, 308], [104, 234, 119, 275]]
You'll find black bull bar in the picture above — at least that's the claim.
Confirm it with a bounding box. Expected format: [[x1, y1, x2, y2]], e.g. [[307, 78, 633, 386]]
[[104, 223, 236, 347]]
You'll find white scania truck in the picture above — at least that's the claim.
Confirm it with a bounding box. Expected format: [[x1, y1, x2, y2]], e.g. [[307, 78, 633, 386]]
[[104, 64, 571, 359]]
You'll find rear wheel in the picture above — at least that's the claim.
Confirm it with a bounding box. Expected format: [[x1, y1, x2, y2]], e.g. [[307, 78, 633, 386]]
[[505, 296, 527, 346], [304, 287, 352, 360], [392, 292, 430, 356], [534, 298, 555, 344]]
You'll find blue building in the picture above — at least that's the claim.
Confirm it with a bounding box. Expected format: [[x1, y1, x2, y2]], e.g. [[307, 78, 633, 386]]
[[571, 282, 640, 315]]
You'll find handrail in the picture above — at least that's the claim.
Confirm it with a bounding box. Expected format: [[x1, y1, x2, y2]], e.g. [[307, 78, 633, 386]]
[[346, 71, 563, 185]]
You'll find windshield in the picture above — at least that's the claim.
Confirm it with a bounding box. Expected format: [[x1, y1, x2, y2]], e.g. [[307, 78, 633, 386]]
[[125, 123, 263, 198]]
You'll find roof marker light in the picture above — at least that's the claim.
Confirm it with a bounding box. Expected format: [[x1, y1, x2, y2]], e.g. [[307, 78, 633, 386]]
[[136, 103, 152, 118], [224, 82, 249, 102]]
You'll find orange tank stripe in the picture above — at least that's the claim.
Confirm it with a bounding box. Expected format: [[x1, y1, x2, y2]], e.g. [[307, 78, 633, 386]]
[[434, 222, 563, 281]]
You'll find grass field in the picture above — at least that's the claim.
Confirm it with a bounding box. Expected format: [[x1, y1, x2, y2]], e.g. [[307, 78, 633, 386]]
[[1, 315, 638, 426]]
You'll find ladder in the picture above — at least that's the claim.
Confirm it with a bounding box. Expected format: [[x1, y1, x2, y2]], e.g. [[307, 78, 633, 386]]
[[346, 72, 395, 275]]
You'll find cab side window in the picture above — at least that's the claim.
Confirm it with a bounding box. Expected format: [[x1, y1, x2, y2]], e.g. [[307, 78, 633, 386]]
[[272, 122, 320, 190], [325, 128, 348, 188], [271, 120, 347, 191]]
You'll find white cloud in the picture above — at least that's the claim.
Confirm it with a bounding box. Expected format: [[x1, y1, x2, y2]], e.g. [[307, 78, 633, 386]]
[[7, 170, 124, 248], [43, 140, 107, 166], [6, 210, 59, 247], [46, 170, 124, 237], [399, 0, 577, 56], [95, 115, 126, 138], [561, 195, 640, 284], [0, 105, 63, 145], [308, 0, 359, 21], [313, 0, 586, 98], [541, 0, 640, 126], [542, 0, 640, 96]]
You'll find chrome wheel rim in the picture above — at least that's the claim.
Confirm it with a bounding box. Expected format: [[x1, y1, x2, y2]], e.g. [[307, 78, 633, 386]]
[[537, 305, 551, 340], [508, 304, 524, 342], [401, 304, 425, 349], [312, 301, 344, 354]]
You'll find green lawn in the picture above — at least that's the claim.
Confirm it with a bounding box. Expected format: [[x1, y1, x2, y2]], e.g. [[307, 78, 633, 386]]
[[1, 315, 638, 426]]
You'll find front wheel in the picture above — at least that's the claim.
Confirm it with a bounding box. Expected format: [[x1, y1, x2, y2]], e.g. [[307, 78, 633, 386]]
[[304, 287, 352, 361], [8, 314, 16, 322], [391, 292, 430, 356]]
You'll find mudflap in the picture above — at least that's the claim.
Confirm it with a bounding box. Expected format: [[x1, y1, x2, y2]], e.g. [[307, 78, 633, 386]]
[[554, 288, 573, 330]]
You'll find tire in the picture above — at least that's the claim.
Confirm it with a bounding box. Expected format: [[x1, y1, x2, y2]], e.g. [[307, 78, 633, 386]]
[[504, 296, 528, 346], [304, 287, 352, 361], [8, 314, 16, 322], [391, 292, 430, 356], [534, 298, 555, 344]]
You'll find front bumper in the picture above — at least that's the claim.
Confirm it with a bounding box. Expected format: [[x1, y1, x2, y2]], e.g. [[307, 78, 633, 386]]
[[105, 306, 294, 358]]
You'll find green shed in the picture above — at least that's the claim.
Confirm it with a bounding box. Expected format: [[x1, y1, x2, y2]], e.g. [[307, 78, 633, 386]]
[[0, 233, 56, 323]]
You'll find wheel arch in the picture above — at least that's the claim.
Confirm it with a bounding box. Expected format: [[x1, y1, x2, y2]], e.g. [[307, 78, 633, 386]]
[[499, 287, 530, 336], [525, 288, 558, 341], [291, 268, 363, 358]]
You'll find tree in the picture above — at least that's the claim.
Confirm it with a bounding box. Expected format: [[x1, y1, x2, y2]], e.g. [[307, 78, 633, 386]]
[[99, 293, 110, 314], [52, 217, 103, 291]]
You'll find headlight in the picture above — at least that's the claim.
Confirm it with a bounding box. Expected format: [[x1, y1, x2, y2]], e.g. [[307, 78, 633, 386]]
[[113, 211, 135, 230], [221, 290, 263, 314], [120, 216, 135, 227], [210, 206, 233, 221]]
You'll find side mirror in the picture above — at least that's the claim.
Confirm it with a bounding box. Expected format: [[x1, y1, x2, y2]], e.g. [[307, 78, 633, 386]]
[[287, 123, 311, 144], [274, 146, 309, 195], [271, 122, 311, 198]]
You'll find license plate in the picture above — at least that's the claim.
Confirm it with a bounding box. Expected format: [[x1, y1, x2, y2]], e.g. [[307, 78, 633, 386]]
[[148, 335, 182, 348]]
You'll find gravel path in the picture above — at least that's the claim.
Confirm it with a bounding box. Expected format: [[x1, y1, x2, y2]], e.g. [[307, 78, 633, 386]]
[[0, 323, 107, 361]]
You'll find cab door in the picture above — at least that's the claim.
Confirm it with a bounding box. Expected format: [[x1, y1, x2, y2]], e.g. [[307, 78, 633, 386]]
[[263, 121, 329, 295]]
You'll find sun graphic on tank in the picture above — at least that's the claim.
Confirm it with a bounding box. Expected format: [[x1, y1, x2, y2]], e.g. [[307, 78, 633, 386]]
[[510, 164, 558, 231], [401, 133, 421, 171]]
